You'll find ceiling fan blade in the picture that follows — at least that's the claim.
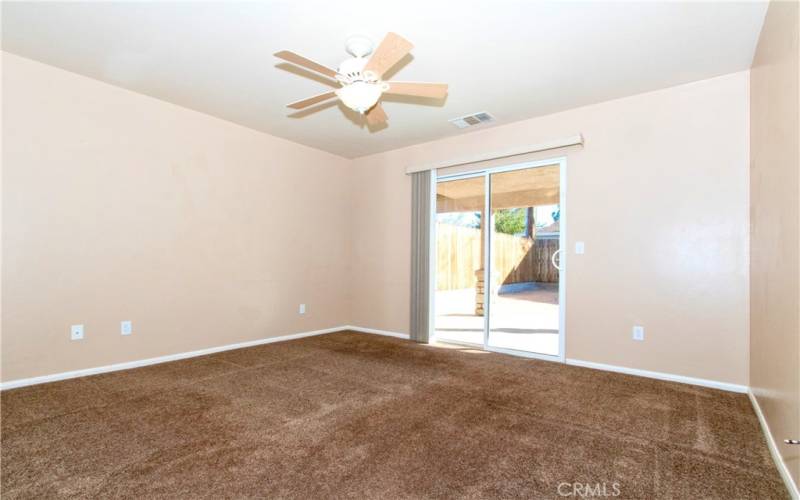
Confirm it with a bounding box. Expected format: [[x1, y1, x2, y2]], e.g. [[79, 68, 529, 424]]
[[274, 50, 339, 79], [385, 82, 448, 99], [287, 91, 338, 109], [365, 103, 388, 125], [363, 32, 413, 79]]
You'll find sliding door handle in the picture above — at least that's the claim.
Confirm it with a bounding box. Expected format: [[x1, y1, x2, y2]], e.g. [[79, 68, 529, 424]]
[[551, 248, 563, 271]]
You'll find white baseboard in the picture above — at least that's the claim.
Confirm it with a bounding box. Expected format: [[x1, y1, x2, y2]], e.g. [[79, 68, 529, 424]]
[[565, 358, 748, 393], [748, 390, 800, 499], [0, 325, 380, 391], [0, 325, 412, 390], [343, 325, 410, 339], [0, 328, 745, 399]]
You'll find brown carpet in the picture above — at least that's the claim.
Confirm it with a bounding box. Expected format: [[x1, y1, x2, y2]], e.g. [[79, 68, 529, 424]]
[[0, 331, 788, 499]]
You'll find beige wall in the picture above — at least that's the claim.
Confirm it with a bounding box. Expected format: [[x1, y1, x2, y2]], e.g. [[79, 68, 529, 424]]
[[1, 52, 755, 390], [750, 0, 800, 489], [351, 71, 751, 386], [1, 53, 352, 381]]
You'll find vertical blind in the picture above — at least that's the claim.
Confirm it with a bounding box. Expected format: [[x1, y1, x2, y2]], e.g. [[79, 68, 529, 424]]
[[409, 170, 432, 342]]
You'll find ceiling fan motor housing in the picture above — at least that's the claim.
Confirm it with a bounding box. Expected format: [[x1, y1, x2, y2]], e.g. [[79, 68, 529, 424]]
[[337, 57, 372, 83]]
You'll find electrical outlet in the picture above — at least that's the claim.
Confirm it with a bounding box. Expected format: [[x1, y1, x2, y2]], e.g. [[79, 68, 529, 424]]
[[299, 304, 306, 314], [121, 320, 132, 336], [632, 326, 644, 341], [575, 241, 585, 254], [71, 324, 84, 341]]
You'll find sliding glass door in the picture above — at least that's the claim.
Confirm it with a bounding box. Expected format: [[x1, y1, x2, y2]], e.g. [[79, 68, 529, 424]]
[[487, 165, 562, 357], [433, 159, 565, 360]]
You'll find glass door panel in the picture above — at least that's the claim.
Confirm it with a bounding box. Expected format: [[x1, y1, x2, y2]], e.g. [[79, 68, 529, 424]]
[[487, 165, 561, 356], [434, 175, 486, 346]]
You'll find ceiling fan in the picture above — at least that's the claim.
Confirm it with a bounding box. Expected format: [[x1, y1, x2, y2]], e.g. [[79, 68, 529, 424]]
[[275, 33, 448, 126]]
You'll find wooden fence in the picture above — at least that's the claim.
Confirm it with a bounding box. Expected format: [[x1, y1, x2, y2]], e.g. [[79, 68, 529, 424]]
[[436, 223, 559, 291]]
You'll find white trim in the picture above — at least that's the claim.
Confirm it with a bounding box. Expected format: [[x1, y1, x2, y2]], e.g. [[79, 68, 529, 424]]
[[433, 338, 483, 349], [486, 345, 562, 362], [483, 172, 491, 348], [748, 390, 800, 499], [0, 326, 409, 390], [557, 159, 567, 362], [436, 170, 487, 182], [565, 358, 748, 393], [405, 134, 583, 174], [343, 325, 410, 339]]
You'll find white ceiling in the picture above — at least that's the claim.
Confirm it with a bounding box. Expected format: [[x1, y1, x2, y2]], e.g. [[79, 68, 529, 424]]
[[2, 1, 767, 158]]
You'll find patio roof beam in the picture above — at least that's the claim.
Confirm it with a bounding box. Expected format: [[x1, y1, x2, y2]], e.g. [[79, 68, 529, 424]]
[[437, 188, 559, 213]]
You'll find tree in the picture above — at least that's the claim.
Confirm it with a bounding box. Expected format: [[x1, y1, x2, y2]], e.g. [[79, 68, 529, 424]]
[[494, 208, 526, 235]]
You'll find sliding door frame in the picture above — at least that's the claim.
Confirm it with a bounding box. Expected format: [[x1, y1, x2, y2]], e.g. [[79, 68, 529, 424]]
[[431, 156, 567, 363]]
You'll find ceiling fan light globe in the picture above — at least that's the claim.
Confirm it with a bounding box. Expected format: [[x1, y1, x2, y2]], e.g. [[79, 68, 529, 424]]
[[337, 82, 383, 113]]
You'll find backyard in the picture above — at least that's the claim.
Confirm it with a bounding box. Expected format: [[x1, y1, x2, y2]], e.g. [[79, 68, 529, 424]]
[[434, 218, 561, 356]]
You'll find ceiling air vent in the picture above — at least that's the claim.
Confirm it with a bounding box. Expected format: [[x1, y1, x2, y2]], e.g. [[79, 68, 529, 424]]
[[449, 112, 495, 129]]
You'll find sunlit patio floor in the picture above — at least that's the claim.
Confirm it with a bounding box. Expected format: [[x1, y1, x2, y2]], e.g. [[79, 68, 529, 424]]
[[434, 282, 559, 356]]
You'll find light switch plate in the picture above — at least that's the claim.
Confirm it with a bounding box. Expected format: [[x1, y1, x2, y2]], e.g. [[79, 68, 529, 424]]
[[632, 326, 644, 341], [121, 320, 132, 336], [575, 241, 585, 254], [299, 304, 306, 314]]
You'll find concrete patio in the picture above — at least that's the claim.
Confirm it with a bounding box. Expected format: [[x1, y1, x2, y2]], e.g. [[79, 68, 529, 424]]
[[434, 281, 559, 356]]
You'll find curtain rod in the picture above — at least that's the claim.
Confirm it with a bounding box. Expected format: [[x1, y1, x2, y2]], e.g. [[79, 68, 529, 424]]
[[405, 134, 584, 174]]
